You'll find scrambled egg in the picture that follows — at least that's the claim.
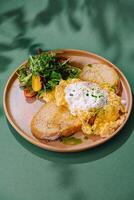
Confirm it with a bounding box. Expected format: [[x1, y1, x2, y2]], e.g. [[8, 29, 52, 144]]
[[43, 79, 126, 137]]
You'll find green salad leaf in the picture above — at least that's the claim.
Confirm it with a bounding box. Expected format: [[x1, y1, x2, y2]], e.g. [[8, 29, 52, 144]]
[[18, 52, 81, 94], [61, 136, 82, 145], [45, 71, 62, 90]]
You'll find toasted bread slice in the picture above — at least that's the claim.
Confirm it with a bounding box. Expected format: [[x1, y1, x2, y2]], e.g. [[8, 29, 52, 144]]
[[31, 101, 81, 140], [80, 64, 122, 96]]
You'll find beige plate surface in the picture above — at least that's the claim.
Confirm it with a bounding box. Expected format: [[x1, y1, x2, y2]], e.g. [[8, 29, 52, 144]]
[[3, 49, 132, 152]]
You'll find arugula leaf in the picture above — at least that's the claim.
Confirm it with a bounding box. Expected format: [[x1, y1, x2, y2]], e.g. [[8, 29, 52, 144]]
[[50, 71, 62, 80], [37, 88, 46, 98], [18, 52, 81, 94], [69, 67, 81, 78], [18, 68, 27, 82], [20, 73, 32, 83], [28, 52, 57, 76], [46, 79, 60, 90], [18, 66, 32, 87]]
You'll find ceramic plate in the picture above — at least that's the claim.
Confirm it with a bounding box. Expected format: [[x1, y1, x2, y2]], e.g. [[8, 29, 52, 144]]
[[3, 49, 132, 152]]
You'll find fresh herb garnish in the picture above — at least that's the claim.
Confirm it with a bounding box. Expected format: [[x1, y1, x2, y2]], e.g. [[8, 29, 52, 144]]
[[62, 136, 82, 145], [18, 68, 32, 85], [99, 94, 104, 98], [18, 52, 81, 95], [87, 64, 92, 68], [84, 136, 89, 140], [37, 89, 46, 98], [91, 94, 97, 98], [70, 93, 73, 96], [45, 71, 62, 90]]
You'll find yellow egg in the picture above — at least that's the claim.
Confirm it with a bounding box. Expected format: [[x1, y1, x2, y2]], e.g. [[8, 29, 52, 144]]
[[43, 78, 126, 137], [55, 79, 80, 107], [43, 90, 55, 103]]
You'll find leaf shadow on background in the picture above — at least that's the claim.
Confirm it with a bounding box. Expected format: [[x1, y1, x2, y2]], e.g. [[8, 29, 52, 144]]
[[71, 191, 89, 200], [7, 94, 134, 164], [1, 0, 134, 65], [50, 163, 76, 188], [0, 0, 84, 73], [0, 7, 43, 59], [83, 0, 119, 64], [49, 163, 89, 200], [66, 0, 82, 31], [84, 0, 134, 64], [0, 55, 12, 72], [0, 7, 28, 52], [33, 0, 63, 26], [32, 0, 134, 65], [33, 0, 82, 31]]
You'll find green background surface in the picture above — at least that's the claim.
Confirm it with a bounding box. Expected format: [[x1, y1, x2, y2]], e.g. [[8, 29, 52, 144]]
[[0, 0, 134, 199]]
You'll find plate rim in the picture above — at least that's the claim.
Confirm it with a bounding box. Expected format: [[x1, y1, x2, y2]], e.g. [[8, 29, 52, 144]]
[[3, 49, 133, 152]]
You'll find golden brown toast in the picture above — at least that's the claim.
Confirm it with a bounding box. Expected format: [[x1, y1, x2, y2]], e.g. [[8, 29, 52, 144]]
[[80, 64, 122, 96], [31, 101, 81, 140]]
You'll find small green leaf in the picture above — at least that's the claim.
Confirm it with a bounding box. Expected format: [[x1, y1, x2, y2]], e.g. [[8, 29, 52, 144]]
[[87, 64, 92, 67], [50, 71, 62, 80], [61, 136, 82, 145]]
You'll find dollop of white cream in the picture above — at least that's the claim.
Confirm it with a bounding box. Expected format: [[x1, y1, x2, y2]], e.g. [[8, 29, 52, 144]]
[[65, 82, 108, 115]]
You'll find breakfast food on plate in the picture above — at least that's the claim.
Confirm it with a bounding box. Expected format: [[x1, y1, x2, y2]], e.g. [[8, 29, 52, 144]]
[[31, 79, 126, 140], [17, 52, 80, 98], [17, 51, 126, 142], [43, 79, 125, 139], [80, 64, 123, 96], [31, 101, 81, 140]]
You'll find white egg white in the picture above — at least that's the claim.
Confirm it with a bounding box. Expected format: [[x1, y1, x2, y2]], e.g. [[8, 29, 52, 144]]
[[65, 82, 108, 115]]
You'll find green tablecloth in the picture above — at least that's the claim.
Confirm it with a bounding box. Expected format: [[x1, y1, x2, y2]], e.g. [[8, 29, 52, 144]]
[[0, 0, 134, 199]]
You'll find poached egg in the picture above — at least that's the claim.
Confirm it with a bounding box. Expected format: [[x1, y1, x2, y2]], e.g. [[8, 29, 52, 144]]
[[65, 82, 108, 115]]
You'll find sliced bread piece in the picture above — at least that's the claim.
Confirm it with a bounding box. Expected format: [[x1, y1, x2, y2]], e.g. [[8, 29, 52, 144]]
[[31, 101, 81, 140], [80, 64, 122, 96]]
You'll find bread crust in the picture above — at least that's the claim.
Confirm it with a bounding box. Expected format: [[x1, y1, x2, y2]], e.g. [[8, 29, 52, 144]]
[[31, 101, 81, 140], [115, 79, 123, 96]]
